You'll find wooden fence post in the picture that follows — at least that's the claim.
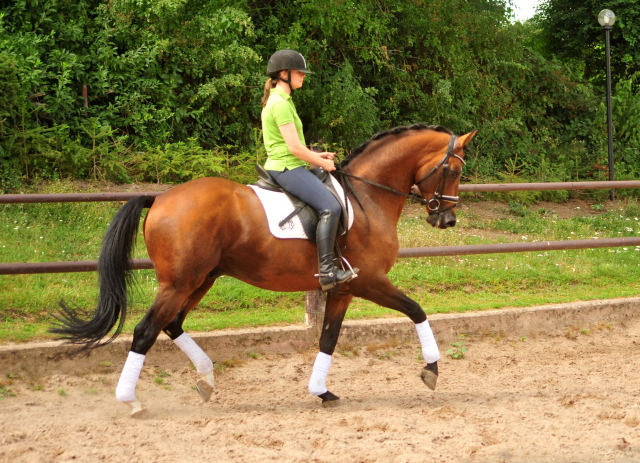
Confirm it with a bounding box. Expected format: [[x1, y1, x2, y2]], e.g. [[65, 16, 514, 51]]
[[305, 290, 326, 333]]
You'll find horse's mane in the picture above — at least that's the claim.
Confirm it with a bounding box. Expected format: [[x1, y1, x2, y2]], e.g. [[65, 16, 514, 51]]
[[340, 124, 453, 167]]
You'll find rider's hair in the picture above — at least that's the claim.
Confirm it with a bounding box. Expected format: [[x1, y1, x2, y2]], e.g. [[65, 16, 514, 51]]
[[261, 74, 279, 107]]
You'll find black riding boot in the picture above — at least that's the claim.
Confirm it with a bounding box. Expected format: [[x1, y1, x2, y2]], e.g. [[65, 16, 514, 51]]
[[316, 210, 358, 291]]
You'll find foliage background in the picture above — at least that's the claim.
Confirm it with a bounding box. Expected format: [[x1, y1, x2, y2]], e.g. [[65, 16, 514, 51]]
[[0, 0, 638, 194]]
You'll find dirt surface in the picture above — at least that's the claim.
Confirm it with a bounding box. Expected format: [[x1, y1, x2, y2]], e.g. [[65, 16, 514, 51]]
[[31, 180, 174, 193], [401, 197, 625, 243], [2, 319, 640, 463], [403, 198, 623, 222]]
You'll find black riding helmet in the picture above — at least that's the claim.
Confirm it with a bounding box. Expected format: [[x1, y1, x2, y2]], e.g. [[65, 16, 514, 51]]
[[267, 49, 312, 96]]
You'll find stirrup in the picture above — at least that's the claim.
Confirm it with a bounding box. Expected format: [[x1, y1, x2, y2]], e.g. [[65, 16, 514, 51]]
[[315, 259, 359, 291], [314, 258, 359, 279], [341, 257, 358, 276]]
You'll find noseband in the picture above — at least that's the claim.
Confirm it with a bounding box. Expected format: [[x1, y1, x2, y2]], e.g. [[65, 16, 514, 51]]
[[336, 134, 465, 215], [414, 134, 466, 216]]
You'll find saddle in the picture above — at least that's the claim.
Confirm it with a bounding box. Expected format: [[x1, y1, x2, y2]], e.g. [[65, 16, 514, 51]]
[[254, 164, 349, 242]]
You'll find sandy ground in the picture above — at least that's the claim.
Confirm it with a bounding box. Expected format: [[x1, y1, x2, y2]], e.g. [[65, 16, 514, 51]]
[[2, 319, 640, 463]]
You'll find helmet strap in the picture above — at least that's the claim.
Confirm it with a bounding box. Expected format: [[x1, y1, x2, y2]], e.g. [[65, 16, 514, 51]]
[[288, 70, 294, 98], [278, 70, 294, 98]]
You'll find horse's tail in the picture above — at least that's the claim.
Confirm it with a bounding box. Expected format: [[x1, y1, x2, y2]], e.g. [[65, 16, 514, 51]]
[[51, 196, 155, 352]]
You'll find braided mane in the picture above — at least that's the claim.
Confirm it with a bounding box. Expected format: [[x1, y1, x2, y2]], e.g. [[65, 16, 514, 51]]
[[340, 124, 453, 167]]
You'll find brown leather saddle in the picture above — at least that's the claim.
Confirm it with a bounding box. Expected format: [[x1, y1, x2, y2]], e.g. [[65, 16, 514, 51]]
[[254, 164, 349, 242]]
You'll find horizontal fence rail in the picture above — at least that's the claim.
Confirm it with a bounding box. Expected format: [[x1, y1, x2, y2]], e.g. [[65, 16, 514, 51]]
[[397, 237, 640, 258], [457, 180, 640, 193], [0, 192, 161, 204], [0, 259, 153, 275], [2, 180, 640, 203], [2, 238, 640, 275]]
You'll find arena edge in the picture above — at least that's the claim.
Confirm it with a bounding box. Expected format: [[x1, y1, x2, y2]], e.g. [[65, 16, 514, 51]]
[[1, 297, 638, 376]]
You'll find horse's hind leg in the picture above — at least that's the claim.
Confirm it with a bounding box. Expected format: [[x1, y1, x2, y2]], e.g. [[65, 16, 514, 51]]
[[115, 275, 215, 416], [308, 293, 353, 407], [162, 276, 218, 402]]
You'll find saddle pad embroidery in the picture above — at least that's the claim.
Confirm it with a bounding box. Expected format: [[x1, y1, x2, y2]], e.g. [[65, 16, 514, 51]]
[[248, 175, 354, 240]]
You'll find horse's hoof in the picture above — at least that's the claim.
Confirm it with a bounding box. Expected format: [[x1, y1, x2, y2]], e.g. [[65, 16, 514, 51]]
[[124, 399, 146, 418], [319, 390, 340, 408], [195, 371, 215, 403], [420, 367, 438, 391]]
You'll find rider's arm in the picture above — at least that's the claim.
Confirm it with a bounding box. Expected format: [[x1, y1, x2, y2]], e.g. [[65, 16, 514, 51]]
[[278, 122, 335, 171]]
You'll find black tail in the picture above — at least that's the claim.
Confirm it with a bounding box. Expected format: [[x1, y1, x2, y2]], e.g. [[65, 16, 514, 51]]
[[50, 196, 155, 352]]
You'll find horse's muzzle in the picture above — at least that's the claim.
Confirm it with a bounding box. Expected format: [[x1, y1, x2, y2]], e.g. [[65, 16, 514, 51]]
[[426, 210, 457, 229]]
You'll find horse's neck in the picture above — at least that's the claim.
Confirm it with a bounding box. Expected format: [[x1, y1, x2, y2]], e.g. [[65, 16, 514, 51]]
[[345, 145, 421, 221], [348, 142, 423, 195]]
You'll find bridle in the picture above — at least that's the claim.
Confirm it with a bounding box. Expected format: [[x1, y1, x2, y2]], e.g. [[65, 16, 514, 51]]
[[414, 134, 466, 216], [336, 134, 465, 216]]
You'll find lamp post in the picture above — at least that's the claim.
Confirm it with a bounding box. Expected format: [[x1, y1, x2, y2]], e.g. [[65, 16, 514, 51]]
[[598, 9, 616, 201]]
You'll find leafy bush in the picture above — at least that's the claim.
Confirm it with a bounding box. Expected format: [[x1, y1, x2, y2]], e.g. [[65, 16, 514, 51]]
[[0, 0, 637, 196]]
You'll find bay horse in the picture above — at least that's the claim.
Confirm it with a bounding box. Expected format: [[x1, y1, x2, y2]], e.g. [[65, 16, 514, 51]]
[[53, 124, 476, 416]]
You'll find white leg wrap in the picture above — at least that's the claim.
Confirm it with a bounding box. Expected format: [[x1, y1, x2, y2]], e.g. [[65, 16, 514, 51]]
[[308, 352, 332, 396], [115, 351, 146, 403], [173, 332, 213, 374], [416, 320, 440, 364]]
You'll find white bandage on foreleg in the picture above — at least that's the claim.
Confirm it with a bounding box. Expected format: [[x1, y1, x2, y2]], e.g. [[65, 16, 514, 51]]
[[173, 332, 213, 374], [308, 352, 332, 396], [115, 351, 146, 403], [416, 320, 440, 363]]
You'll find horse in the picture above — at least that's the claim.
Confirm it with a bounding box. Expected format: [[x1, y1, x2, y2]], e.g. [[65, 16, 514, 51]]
[[53, 124, 476, 416]]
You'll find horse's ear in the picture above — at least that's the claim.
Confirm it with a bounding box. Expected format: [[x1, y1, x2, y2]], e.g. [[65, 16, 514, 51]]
[[454, 130, 478, 149]]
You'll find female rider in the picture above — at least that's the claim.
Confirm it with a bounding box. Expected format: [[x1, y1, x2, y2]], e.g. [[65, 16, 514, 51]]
[[261, 49, 357, 291]]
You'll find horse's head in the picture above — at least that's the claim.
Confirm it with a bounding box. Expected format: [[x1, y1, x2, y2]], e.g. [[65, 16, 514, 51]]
[[415, 130, 477, 229]]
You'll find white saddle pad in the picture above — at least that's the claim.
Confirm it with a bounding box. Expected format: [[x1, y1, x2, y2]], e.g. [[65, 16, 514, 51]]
[[248, 175, 354, 240]]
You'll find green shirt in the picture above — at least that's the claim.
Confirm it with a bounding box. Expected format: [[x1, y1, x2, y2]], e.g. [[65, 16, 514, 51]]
[[262, 88, 306, 171]]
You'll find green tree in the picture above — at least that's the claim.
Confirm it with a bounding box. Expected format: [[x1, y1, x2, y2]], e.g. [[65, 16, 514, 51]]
[[536, 0, 640, 83], [0, 0, 627, 188], [0, 0, 261, 147]]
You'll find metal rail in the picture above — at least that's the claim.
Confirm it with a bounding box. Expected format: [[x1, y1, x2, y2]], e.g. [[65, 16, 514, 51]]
[[2, 238, 639, 275], [458, 180, 640, 192], [397, 237, 640, 258], [0, 259, 153, 275], [2, 180, 640, 203], [0, 192, 162, 204]]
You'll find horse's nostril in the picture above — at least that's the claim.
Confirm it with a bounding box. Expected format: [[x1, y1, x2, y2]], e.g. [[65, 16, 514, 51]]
[[446, 219, 456, 228]]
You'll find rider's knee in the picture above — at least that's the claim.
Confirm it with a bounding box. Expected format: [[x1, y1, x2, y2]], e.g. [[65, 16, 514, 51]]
[[326, 199, 341, 217]]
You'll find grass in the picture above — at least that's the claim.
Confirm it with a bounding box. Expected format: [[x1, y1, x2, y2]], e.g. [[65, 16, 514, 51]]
[[2, 180, 640, 343], [0, 385, 16, 399]]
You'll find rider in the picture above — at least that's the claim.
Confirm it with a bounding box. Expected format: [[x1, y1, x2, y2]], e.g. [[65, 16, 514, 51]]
[[261, 49, 357, 291]]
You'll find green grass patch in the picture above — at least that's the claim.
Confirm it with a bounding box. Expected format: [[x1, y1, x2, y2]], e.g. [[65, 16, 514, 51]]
[[2, 181, 640, 343]]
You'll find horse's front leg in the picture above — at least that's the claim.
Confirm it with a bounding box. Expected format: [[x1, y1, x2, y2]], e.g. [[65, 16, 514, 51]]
[[308, 293, 353, 407], [353, 275, 440, 390]]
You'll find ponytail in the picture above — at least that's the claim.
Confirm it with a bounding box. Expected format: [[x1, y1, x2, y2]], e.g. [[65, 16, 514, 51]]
[[261, 76, 277, 107]]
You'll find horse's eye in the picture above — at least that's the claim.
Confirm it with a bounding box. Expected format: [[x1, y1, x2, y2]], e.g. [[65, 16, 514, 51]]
[[449, 170, 460, 178]]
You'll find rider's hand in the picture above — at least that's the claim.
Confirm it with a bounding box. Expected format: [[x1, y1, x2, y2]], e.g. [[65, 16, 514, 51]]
[[320, 158, 336, 172], [318, 152, 335, 160]]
